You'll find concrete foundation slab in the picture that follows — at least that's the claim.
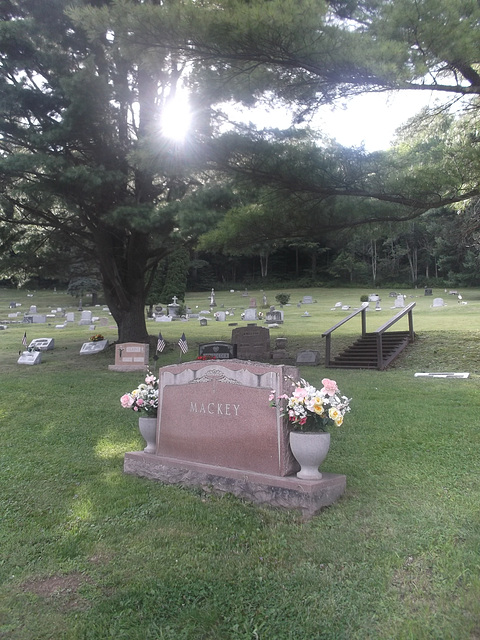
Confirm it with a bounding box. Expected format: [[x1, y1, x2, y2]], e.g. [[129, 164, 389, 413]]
[[124, 451, 346, 519]]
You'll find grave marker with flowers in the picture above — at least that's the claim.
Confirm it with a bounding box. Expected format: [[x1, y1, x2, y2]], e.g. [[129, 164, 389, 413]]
[[124, 360, 348, 518]]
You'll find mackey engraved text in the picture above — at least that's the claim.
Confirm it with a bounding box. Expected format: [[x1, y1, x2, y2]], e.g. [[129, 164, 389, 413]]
[[190, 401, 240, 416]]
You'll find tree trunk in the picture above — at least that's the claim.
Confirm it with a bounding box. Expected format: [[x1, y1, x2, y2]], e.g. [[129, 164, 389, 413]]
[[370, 239, 377, 286], [406, 241, 418, 284], [310, 250, 317, 278], [95, 227, 151, 344], [260, 252, 269, 277], [111, 291, 149, 344]]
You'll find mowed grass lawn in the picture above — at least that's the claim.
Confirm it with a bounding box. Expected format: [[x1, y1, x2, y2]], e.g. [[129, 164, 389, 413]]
[[1, 286, 480, 639]]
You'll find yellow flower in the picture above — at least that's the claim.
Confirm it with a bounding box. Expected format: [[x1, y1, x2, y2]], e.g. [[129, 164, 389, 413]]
[[312, 397, 325, 415], [334, 415, 343, 427], [329, 407, 340, 421], [291, 397, 304, 406]]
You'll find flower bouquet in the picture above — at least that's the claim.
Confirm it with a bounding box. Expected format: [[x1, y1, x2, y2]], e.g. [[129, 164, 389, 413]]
[[90, 333, 105, 342], [271, 377, 351, 432], [120, 371, 159, 417]]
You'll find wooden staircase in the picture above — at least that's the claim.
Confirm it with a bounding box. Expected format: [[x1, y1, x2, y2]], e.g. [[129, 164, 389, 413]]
[[327, 330, 411, 370], [322, 302, 416, 371]]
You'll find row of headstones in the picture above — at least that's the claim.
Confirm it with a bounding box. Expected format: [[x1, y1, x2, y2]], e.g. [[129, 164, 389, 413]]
[[12, 309, 111, 327], [154, 306, 286, 324], [20, 326, 271, 366], [153, 294, 315, 323], [18, 326, 318, 366]]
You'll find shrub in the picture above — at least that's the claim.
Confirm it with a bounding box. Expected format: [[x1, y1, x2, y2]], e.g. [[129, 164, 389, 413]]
[[275, 293, 291, 305]]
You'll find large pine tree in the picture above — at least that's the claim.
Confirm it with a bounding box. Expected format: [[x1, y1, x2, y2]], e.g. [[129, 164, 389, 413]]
[[0, 0, 197, 342]]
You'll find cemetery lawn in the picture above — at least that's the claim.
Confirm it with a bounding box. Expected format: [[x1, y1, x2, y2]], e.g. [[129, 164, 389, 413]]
[[1, 286, 480, 639]]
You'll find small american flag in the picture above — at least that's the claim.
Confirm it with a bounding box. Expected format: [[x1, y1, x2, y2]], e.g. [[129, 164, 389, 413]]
[[178, 332, 188, 354], [156, 333, 166, 353], [22, 332, 27, 347]]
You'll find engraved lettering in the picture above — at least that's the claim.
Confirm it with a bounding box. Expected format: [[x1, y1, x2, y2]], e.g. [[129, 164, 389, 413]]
[[190, 400, 240, 417]]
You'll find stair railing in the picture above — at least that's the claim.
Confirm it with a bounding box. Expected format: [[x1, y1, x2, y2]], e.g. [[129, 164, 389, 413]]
[[373, 302, 416, 369], [322, 302, 369, 367], [322, 301, 416, 369]]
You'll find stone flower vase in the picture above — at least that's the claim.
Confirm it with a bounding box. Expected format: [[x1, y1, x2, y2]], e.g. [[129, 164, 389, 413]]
[[138, 416, 157, 454], [289, 431, 330, 480]]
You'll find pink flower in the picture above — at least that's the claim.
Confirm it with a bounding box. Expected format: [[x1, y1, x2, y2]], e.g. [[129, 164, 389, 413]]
[[145, 375, 156, 385], [299, 417, 307, 425], [136, 398, 145, 407], [293, 386, 308, 400], [120, 394, 133, 408], [269, 391, 275, 402], [321, 378, 338, 396]]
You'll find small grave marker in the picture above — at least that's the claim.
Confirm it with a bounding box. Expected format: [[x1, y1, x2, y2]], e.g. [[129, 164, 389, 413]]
[[296, 350, 321, 366], [80, 339, 108, 354], [18, 350, 42, 365], [265, 310, 284, 324], [28, 337, 54, 351], [243, 308, 257, 322], [414, 372, 469, 379], [432, 298, 445, 307], [302, 295, 313, 304], [109, 342, 149, 371], [272, 337, 288, 361], [198, 341, 237, 359], [79, 310, 92, 325]]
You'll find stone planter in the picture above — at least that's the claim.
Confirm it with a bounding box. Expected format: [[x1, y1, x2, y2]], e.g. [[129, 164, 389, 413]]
[[289, 431, 330, 480], [138, 416, 157, 454]]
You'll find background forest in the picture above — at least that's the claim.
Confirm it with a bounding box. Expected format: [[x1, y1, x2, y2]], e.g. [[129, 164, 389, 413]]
[[6, 201, 480, 295]]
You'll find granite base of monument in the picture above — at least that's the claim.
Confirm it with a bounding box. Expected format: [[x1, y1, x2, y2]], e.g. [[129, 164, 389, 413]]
[[124, 452, 346, 519]]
